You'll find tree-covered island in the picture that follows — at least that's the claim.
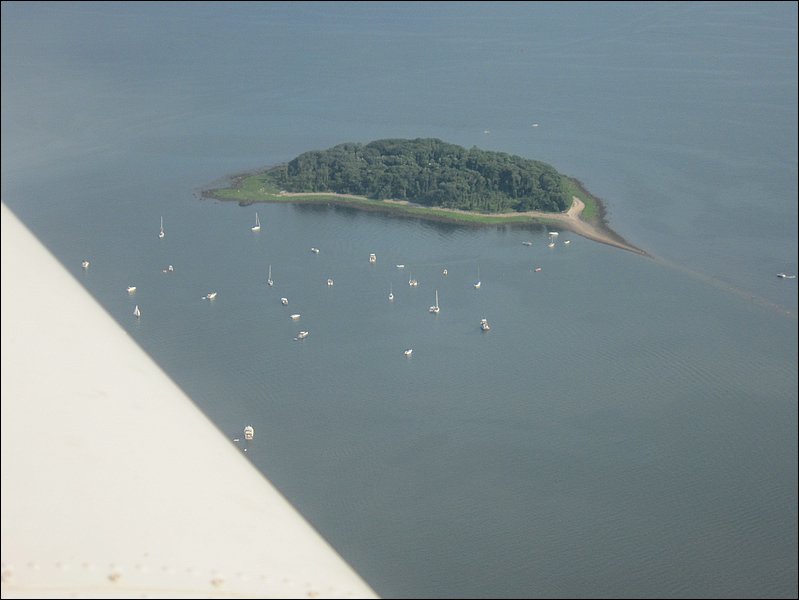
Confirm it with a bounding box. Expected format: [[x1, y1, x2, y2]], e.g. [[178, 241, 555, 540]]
[[203, 138, 647, 255], [273, 138, 567, 213]]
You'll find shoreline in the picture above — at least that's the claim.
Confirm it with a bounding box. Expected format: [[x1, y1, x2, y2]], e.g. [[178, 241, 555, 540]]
[[379, 195, 649, 257], [202, 172, 649, 257]]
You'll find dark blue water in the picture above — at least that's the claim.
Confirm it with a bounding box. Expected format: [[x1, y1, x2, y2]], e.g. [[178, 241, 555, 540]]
[[2, 3, 796, 598]]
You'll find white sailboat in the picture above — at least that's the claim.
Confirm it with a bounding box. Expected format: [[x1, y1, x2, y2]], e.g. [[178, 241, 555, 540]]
[[267, 264, 273, 286], [404, 348, 413, 357], [159, 216, 165, 239], [408, 272, 418, 287], [389, 283, 394, 302], [474, 265, 481, 289], [133, 305, 141, 318], [429, 289, 440, 313], [480, 318, 491, 331], [81, 260, 90, 270], [369, 253, 376, 263], [251, 212, 261, 232]]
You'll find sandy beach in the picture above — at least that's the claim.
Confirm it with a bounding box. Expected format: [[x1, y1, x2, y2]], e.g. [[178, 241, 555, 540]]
[[274, 191, 649, 257], [515, 197, 649, 256]]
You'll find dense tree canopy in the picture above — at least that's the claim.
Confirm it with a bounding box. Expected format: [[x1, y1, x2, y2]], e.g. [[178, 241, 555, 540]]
[[264, 138, 568, 213]]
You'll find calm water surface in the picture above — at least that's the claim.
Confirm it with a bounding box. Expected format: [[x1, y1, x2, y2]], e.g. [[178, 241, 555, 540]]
[[2, 2, 796, 598]]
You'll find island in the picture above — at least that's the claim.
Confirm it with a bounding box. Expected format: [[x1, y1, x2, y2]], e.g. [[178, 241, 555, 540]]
[[202, 138, 647, 256]]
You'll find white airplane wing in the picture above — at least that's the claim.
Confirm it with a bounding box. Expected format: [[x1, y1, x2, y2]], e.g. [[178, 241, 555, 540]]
[[1, 203, 378, 598]]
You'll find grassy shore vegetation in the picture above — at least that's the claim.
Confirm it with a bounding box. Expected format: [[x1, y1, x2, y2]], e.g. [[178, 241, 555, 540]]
[[560, 176, 601, 222], [203, 138, 604, 226]]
